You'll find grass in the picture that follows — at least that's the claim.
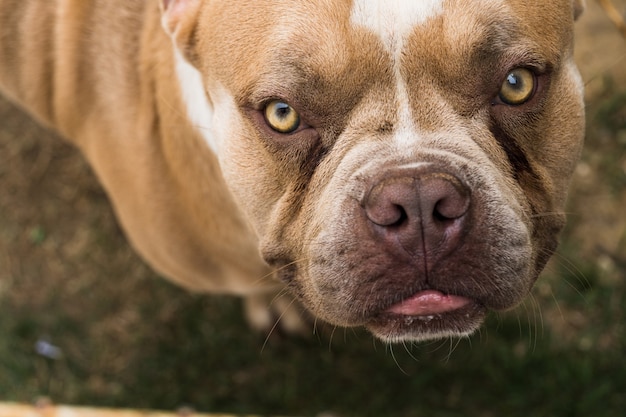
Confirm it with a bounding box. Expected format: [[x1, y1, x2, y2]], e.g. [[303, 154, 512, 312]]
[[1, 38, 625, 417], [0, 272, 624, 417]]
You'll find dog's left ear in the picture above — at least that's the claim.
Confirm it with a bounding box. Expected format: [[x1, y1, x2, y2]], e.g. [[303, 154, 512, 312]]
[[159, 0, 202, 60], [573, 0, 585, 20]]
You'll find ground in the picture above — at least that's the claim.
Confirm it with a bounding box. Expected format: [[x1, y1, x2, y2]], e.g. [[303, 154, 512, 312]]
[[0, 2, 625, 417]]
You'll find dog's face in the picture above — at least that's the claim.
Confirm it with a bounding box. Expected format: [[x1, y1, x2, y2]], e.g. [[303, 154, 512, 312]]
[[165, 0, 585, 342]]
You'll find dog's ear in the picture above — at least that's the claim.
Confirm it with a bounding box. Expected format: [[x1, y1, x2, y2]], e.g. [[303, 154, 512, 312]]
[[573, 0, 585, 21], [159, 0, 202, 60]]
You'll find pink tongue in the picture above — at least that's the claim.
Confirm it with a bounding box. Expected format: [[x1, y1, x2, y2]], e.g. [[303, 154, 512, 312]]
[[386, 290, 471, 316]]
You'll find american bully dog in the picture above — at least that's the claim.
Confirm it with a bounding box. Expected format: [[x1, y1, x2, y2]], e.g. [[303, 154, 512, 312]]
[[0, 0, 585, 342]]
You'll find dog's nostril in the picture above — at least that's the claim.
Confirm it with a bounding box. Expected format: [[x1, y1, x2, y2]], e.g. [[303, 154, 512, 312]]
[[431, 187, 470, 222], [391, 204, 408, 227], [365, 202, 408, 227], [363, 177, 415, 227], [433, 203, 451, 222]]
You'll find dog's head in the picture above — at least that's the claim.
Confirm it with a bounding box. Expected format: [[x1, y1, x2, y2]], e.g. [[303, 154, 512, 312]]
[[161, 0, 585, 342]]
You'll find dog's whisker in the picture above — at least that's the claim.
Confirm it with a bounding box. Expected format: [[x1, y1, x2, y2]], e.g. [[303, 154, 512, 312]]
[[401, 340, 419, 363], [518, 297, 536, 350], [526, 293, 543, 354], [328, 325, 339, 352], [387, 343, 409, 376], [260, 296, 299, 353], [531, 295, 546, 348], [424, 338, 448, 355], [551, 249, 591, 284], [267, 286, 292, 309], [548, 285, 566, 324], [250, 257, 310, 288], [451, 337, 464, 359], [549, 250, 591, 302], [467, 331, 475, 349], [512, 306, 524, 341], [342, 327, 350, 345], [441, 337, 455, 364], [517, 298, 531, 350], [528, 298, 537, 353], [481, 315, 493, 346]]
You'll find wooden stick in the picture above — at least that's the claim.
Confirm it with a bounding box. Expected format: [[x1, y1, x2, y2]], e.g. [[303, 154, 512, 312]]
[[0, 402, 280, 417], [597, 0, 626, 38]]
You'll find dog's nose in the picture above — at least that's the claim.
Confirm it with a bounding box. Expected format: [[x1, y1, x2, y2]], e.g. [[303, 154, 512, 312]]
[[363, 170, 470, 264]]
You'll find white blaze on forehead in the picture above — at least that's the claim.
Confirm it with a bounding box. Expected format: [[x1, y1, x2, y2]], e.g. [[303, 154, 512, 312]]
[[350, 0, 445, 149], [350, 0, 444, 54]]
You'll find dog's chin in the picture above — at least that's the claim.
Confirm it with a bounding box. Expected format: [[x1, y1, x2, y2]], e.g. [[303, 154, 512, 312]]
[[366, 301, 487, 343]]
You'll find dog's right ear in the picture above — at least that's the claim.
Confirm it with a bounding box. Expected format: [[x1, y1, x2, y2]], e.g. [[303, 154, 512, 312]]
[[159, 0, 202, 60]]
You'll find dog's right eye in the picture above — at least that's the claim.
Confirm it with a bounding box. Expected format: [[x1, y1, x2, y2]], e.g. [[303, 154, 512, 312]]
[[264, 100, 301, 133], [498, 68, 536, 106]]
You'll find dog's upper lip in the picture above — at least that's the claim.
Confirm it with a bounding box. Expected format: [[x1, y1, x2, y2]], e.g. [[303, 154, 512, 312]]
[[384, 289, 472, 316]]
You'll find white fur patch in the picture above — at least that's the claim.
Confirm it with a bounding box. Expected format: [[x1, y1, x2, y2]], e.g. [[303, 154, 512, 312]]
[[351, 0, 445, 151], [392, 71, 418, 149], [350, 0, 444, 54], [174, 50, 219, 153]]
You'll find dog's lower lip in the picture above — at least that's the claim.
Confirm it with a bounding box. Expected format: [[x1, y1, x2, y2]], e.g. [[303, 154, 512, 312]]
[[367, 294, 486, 341], [385, 290, 472, 316]]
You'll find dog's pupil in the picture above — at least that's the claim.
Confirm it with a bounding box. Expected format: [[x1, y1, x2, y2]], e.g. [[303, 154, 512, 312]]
[[275, 103, 291, 119], [507, 73, 522, 90]]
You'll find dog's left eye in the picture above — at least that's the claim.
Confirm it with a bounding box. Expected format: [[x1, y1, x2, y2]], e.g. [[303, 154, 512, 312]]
[[264, 100, 301, 133], [498, 68, 536, 105]]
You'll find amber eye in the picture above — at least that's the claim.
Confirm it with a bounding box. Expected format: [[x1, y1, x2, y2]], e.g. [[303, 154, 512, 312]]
[[498, 68, 536, 105], [264, 100, 301, 133]]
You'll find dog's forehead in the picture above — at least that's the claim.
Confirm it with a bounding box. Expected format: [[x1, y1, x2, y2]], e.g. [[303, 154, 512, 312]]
[[253, 0, 566, 81], [311, 0, 569, 63], [345, 0, 568, 60], [346, 0, 569, 40]]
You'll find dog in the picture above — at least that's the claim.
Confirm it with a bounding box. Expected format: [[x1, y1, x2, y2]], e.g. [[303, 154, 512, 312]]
[[0, 0, 585, 342]]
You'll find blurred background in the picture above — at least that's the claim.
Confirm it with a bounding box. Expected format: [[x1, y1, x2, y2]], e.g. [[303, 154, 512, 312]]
[[0, 1, 625, 416]]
